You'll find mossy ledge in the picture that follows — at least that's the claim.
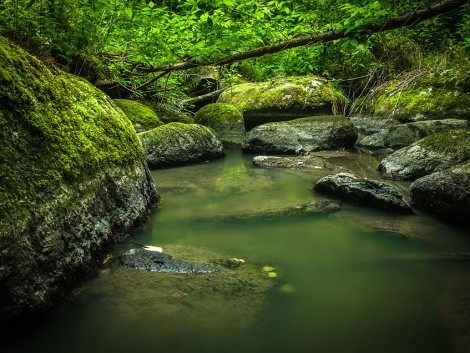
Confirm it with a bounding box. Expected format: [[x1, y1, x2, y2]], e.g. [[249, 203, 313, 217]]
[[0, 36, 159, 325], [113, 99, 163, 132]]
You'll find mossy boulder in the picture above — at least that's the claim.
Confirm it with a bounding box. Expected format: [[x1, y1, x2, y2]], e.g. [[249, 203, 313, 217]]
[[194, 103, 245, 145], [113, 99, 163, 132], [139, 123, 225, 168], [0, 36, 158, 324], [148, 103, 194, 124], [359, 68, 470, 123], [217, 76, 349, 130], [410, 161, 470, 225], [358, 119, 470, 151], [242, 116, 357, 155], [378, 130, 470, 181]]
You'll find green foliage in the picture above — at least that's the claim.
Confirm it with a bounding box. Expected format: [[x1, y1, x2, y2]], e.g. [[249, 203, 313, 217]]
[[0, 0, 468, 104]]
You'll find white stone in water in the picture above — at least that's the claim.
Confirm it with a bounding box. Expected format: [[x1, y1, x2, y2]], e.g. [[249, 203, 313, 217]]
[[142, 245, 163, 252]]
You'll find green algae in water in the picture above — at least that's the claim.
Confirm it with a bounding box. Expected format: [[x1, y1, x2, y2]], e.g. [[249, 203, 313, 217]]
[[5, 149, 470, 353]]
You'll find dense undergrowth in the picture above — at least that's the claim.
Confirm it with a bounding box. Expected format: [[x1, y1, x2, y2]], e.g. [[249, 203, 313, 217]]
[[0, 0, 469, 112]]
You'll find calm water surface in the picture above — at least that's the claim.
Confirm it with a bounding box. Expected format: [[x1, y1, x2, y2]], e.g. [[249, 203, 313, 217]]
[[6, 149, 470, 353]]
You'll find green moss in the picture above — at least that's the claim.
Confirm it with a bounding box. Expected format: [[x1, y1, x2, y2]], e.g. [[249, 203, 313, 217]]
[[113, 99, 163, 130], [194, 103, 243, 126], [418, 130, 470, 155], [218, 76, 348, 114], [139, 122, 212, 144], [0, 35, 143, 232], [373, 68, 470, 119], [283, 115, 350, 125]]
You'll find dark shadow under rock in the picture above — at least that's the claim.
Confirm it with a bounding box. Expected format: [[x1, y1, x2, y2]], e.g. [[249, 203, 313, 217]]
[[314, 173, 413, 213]]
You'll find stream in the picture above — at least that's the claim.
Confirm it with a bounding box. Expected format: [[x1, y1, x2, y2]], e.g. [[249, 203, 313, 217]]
[[5, 148, 470, 353]]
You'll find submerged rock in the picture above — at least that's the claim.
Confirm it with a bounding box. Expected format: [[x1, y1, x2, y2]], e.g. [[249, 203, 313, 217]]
[[410, 161, 470, 225], [194, 103, 245, 145], [314, 173, 413, 213], [192, 200, 341, 223], [253, 154, 349, 174], [242, 116, 357, 154], [0, 36, 158, 323], [139, 122, 225, 168], [378, 130, 470, 181], [217, 76, 348, 130], [119, 248, 218, 273], [113, 99, 163, 132]]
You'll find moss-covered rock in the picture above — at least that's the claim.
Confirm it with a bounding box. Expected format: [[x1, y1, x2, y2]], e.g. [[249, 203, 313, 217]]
[[139, 123, 225, 168], [217, 76, 349, 130], [358, 68, 470, 123], [194, 103, 245, 145], [358, 119, 470, 151], [147, 103, 194, 124], [410, 161, 470, 225], [113, 99, 163, 132], [0, 35, 158, 324], [242, 116, 357, 155], [378, 130, 470, 180]]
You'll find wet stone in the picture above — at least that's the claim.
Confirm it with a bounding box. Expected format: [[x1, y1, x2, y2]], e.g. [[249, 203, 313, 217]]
[[119, 248, 219, 273]]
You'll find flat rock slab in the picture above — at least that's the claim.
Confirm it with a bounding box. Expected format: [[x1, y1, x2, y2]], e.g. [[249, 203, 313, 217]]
[[119, 248, 218, 273], [253, 155, 350, 174], [314, 173, 413, 213]]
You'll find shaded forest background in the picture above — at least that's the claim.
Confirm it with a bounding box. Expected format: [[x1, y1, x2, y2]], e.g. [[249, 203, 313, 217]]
[[1, 0, 468, 112]]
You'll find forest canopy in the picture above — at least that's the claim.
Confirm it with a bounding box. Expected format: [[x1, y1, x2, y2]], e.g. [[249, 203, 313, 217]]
[[1, 0, 469, 107]]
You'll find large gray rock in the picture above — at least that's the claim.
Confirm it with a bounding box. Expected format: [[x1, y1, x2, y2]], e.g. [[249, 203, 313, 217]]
[[218, 76, 348, 130], [314, 173, 413, 213], [410, 162, 470, 225], [139, 122, 225, 168], [378, 130, 470, 181], [242, 116, 357, 154], [0, 36, 158, 323], [194, 103, 245, 145], [358, 119, 470, 151]]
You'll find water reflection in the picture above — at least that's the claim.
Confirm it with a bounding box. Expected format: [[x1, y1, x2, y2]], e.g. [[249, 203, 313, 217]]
[[5, 148, 470, 353]]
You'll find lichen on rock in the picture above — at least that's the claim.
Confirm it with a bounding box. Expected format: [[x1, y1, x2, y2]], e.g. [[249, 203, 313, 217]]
[[0, 35, 158, 323], [113, 99, 163, 132]]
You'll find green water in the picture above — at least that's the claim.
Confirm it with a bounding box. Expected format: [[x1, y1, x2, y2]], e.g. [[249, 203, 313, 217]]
[[6, 149, 470, 353]]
